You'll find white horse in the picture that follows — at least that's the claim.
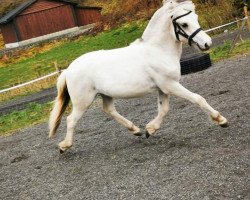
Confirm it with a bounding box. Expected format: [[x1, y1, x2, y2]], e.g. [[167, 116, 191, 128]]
[[49, 0, 228, 153]]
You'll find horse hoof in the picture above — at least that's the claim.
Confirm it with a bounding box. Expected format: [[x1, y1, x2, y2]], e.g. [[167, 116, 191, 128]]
[[220, 122, 229, 128], [146, 131, 150, 139], [134, 132, 143, 137], [60, 149, 65, 154]]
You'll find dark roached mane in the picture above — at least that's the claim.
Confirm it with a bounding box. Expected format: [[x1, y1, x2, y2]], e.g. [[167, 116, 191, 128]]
[[176, 0, 191, 2]]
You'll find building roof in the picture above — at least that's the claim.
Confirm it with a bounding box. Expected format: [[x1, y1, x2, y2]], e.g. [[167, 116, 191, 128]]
[[0, 0, 101, 25], [0, 0, 36, 24]]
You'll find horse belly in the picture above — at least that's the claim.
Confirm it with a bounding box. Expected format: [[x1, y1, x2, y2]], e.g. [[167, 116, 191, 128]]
[[95, 74, 157, 98], [68, 47, 158, 98]]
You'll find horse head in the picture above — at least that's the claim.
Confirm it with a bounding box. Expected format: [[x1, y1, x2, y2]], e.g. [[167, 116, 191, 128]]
[[164, 0, 212, 51]]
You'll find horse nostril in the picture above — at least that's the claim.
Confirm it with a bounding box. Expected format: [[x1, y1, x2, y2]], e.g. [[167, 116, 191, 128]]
[[205, 43, 209, 49]]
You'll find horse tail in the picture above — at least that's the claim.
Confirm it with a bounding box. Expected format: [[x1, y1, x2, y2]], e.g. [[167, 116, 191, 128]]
[[49, 71, 70, 138]]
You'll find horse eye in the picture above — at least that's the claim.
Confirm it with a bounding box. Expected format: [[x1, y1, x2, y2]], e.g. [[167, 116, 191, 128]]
[[182, 23, 188, 28]]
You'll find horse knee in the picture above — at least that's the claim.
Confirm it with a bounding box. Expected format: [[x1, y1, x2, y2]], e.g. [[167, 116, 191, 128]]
[[193, 94, 207, 106]]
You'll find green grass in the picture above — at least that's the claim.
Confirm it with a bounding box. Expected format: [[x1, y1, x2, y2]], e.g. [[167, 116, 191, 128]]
[[0, 21, 147, 90], [1, 25, 249, 136], [210, 39, 250, 61], [0, 102, 52, 136], [1, 20, 248, 90]]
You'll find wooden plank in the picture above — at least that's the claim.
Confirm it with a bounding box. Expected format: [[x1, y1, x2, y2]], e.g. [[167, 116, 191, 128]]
[[20, 0, 65, 15], [0, 22, 18, 44], [13, 18, 21, 42], [16, 5, 75, 41], [243, 3, 250, 31], [71, 5, 78, 26], [75, 8, 101, 26]]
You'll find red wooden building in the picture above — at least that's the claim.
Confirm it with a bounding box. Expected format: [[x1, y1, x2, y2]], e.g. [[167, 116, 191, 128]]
[[0, 0, 102, 48]]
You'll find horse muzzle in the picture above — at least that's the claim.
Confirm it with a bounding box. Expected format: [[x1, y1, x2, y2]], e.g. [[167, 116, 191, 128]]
[[195, 42, 211, 51], [193, 33, 212, 51]]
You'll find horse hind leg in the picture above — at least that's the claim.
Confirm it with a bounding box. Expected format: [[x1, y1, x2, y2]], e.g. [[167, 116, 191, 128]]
[[102, 95, 142, 136], [59, 91, 96, 153], [146, 90, 170, 138]]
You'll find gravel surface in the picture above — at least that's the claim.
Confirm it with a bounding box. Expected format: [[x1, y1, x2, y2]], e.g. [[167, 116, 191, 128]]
[[0, 55, 249, 199]]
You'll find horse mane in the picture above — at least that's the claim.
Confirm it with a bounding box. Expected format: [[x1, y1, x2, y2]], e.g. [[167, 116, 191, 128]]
[[172, 0, 195, 12], [176, 0, 191, 2]]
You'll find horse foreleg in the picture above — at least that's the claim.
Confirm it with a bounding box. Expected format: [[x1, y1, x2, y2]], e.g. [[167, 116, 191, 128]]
[[162, 81, 228, 127], [146, 90, 169, 137], [102, 95, 142, 136]]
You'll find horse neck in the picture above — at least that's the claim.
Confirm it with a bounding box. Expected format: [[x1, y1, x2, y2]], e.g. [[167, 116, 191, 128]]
[[142, 6, 182, 58]]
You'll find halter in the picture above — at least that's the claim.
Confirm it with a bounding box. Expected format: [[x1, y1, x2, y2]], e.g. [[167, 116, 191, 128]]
[[172, 11, 202, 46]]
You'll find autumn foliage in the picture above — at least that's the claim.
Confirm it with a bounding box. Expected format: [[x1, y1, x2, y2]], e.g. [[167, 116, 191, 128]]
[[0, 0, 244, 28], [81, 0, 242, 29], [0, 0, 245, 45]]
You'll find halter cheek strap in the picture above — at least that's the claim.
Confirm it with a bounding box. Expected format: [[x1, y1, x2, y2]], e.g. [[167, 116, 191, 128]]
[[172, 11, 202, 46]]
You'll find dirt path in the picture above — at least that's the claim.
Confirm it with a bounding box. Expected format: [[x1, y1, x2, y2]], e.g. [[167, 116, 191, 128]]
[[0, 55, 249, 200]]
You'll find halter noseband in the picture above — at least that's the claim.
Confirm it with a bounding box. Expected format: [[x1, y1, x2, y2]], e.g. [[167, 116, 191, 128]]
[[172, 11, 202, 46]]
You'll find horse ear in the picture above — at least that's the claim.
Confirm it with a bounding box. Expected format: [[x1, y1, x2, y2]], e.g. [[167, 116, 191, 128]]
[[176, 0, 192, 2], [163, 0, 190, 5]]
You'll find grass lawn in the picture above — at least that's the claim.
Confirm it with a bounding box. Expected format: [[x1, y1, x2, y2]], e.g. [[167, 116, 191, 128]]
[[0, 21, 147, 90], [210, 39, 250, 61], [0, 102, 52, 136]]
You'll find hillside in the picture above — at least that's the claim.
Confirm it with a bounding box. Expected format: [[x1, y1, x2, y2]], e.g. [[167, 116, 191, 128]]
[[0, 0, 244, 29]]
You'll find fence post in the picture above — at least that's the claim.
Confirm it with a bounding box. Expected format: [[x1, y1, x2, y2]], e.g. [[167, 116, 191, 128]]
[[244, 1, 250, 31], [54, 61, 61, 75], [228, 19, 247, 55], [236, 17, 244, 41], [228, 1, 249, 55]]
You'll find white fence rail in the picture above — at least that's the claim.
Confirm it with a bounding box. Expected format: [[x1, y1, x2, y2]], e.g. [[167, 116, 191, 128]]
[[205, 17, 249, 33], [0, 17, 249, 94], [0, 71, 63, 94]]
